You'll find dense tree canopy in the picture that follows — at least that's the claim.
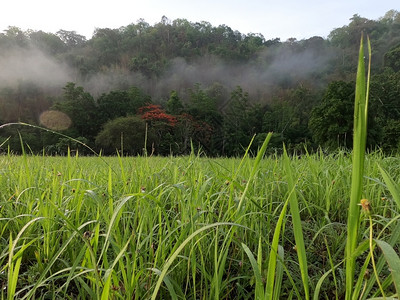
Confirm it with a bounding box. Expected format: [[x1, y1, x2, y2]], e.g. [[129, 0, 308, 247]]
[[309, 81, 355, 149], [1, 10, 400, 155]]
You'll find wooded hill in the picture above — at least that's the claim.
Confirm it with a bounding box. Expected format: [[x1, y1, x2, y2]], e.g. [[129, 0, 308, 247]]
[[0, 11, 400, 156]]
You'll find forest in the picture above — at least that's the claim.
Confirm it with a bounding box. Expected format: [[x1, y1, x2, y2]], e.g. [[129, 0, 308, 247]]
[[0, 10, 400, 156]]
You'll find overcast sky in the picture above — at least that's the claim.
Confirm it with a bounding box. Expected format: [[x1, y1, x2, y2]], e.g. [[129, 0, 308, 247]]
[[0, 0, 397, 41]]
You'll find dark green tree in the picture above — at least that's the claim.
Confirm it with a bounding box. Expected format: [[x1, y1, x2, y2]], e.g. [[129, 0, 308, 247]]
[[53, 82, 99, 140], [370, 69, 400, 151], [166, 90, 183, 114], [223, 86, 263, 155], [188, 84, 220, 121], [29, 30, 66, 55], [56, 30, 86, 47], [309, 81, 355, 149], [97, 86, 151, 123], [381, 119, 400, 152], [95, 115, 155, 155], [0, 125, 42, 153], [384, 45, 400, 72], [309, 80, 381, 150], [97, 90, 131, 122], [90, 28, 122, 66], [1, 26, 29, 48], [186, 84, 224, 153]]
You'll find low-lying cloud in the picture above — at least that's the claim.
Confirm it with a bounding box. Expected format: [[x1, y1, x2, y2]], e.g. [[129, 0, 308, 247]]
[[152, 46, 333, 102], [0, 42, 334, 104], [0, 47, 73, 89]]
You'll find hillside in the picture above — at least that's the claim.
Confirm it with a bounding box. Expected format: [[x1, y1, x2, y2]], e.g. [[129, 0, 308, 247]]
[[0, 11, 400, 155]]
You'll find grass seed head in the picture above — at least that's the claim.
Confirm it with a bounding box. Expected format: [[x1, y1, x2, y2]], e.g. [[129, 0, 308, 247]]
[[364, 269, 370, 279], [83, 231, 92, 239], [360, 198, 371, 215]]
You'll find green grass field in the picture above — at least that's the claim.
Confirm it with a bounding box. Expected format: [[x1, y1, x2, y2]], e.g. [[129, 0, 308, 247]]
[[1, 150, 400, 299]]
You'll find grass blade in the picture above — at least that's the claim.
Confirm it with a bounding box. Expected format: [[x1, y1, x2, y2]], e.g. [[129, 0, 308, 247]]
[[7, 217, 44, 298], [378, 165, 400, 209], [265, 197, 290, 300], [375, 239, 400, 296], [242, 243, 265, 299], [345, 34, 371, 300], [98, 195, 135, 266], [237, 132, 273, 211], [273, 245, 284, 300], [150, 222, 246, 300], [283, 146, 309, 300], [101, 272, 112, 300]]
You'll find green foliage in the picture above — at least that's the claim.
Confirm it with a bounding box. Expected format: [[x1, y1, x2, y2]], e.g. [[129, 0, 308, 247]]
[[381, 119, 400, 152], [187, 84, 221, 124], [309, 81, 355, 149], [52, 136, 89, 155], [0, 82, 51, 124], [53, 83, 99, 140], [172, 113, 213, 154], [56, 29, 86, 47], [28, 30, 66, 55], [97, 86, 151, 123], [262, 85, 315, 151], [166, 90, 183, 115], [0, 126, 43, 153], [95, 115, 154, 155], [91, 28, 122, 66], [384, 45, 400, 71], [368, 69, 400, 151], [223, 86, 263, 156]]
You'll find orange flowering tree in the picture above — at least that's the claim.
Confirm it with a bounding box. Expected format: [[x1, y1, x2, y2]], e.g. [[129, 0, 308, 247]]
[[138, 104, 177, 126], [137, 104, 178, 154]]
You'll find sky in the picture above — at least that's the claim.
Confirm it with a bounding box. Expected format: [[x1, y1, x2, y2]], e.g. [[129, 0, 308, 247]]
[[0, 0, 398, 41]]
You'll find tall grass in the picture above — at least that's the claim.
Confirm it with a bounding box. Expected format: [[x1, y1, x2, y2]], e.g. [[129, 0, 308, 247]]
[[0, 151, 399, 298]]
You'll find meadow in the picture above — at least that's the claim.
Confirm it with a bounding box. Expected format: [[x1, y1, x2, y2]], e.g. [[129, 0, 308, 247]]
[[0, 148, 400, 299]]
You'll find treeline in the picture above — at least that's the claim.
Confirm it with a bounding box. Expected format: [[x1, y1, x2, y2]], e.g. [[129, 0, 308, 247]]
[[0, 11, 400, 155]]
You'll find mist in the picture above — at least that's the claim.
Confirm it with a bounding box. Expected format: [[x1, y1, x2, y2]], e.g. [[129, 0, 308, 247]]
[[0, 41, 334, 105], [82, 68, 147, 97], [151, 45, 334, 102], [0, 46, 74, 90]]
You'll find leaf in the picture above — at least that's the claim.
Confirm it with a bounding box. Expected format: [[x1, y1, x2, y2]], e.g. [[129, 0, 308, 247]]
[[242, 243, 265, 299], [237, 132, 273, 211], [149, 268, 178, 300], [266, 197, 289, 300], [378, 165, 400, 210], [375, 239, 400, 296], [283, 146, 309, 300], [273, 245, 285, 300], [101, 272, 112, 300], [345, 34, 371, 300]]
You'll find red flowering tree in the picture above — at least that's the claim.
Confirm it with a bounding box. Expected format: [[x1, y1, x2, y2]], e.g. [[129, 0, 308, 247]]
[[138, 104, 177, 126], [137, 104, 178, 154], [137, 104, 214, 155]]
